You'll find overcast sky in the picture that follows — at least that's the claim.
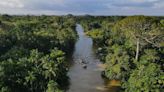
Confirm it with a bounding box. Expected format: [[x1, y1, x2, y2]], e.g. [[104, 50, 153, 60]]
[[0, 0, 164, 15]]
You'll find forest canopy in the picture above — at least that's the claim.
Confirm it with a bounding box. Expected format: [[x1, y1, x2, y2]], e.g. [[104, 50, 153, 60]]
[[0, 15, 163, 92], [0, 15, 77, 92], [80, 15, 164, 92]]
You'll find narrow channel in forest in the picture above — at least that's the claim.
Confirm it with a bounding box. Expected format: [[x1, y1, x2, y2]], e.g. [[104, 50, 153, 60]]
[[67, 24, 120, 92]]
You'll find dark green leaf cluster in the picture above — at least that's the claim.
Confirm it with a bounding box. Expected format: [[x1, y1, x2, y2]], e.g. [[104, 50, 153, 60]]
[[0, 15, 78, 92]]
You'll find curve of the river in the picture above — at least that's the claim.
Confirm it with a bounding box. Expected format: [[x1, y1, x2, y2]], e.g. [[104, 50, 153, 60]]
[[67, 24, 119, 92]]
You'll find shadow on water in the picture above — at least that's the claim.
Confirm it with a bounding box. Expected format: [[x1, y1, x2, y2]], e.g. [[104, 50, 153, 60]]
[[66, 24, 120, 92]]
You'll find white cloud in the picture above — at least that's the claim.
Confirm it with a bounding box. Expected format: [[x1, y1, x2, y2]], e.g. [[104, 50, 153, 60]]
[[0, 0, 24, 8], [154, 1, 164, 8], [0, 0, 163, 15], [130, 0, 159, 3], [52, 0, 65, 5]]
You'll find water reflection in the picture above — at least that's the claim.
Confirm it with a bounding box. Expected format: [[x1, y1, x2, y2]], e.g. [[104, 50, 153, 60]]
[[67, 24, 120, 92]]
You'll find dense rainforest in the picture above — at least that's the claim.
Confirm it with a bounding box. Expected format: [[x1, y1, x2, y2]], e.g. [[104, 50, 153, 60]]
[[0, 15, 77, 92], [80, 15, 164, 92], [0, 14, 163, 92]]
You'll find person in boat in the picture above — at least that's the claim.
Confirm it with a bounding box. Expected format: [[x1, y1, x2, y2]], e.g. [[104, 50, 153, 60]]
[[82, 64, 87, 69], [79, 58, 87, 69], [79, 58, 87, 64]]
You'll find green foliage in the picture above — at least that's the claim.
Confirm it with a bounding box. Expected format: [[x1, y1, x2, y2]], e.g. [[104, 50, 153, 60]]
[[0, 87, 11, 92], [0, 49, 66, 92], [80, 15, 164, 91], [86, 29, 105, 44], [0, 15, 163, 92], [0, 46, 29, 60], [0, 15, 77, 92], [105, 45, 131, 80], [160, 19, 164, 26], [124, 63, 163, 92], [46, 80, 63, 92]]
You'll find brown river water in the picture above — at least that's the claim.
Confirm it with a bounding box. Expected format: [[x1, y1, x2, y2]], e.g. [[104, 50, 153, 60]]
[[66, 24, 120, 92]]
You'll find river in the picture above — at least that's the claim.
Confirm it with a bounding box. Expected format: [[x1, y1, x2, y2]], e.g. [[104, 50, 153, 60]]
[[67, 24, 120, 92]]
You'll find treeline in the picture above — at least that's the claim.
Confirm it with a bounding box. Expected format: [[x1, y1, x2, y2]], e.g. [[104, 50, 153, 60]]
[[80, 16, 164, 92], [0, 15, 77, 92]]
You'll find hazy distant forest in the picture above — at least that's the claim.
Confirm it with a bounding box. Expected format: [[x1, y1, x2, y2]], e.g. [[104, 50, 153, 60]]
[[0, 15, 163, 92]]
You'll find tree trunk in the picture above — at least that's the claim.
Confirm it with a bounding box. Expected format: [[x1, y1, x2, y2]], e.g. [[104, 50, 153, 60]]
[[135, 38, 139, 61]]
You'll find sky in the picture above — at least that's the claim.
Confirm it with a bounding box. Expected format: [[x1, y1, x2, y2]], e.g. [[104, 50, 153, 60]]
[[0, 0, 164, 15]]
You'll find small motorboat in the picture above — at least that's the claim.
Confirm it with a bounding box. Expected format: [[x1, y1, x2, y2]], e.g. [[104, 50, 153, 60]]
[[82, 64, 87, 69], [79, 59, 87, 64], [78, 58, 88, 69], [79, 59, 83, 63]]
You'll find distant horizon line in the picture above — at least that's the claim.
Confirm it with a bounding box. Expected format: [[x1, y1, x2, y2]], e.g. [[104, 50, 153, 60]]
[[0, 13, 164, 17]]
